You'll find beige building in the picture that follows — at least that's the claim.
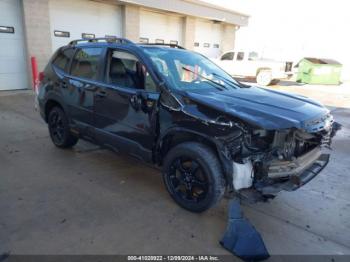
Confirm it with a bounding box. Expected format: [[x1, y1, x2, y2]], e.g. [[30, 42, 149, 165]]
[[0, 0, 249, 90]]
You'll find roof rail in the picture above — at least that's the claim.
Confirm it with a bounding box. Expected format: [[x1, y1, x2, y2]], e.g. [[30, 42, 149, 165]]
[[69, 37, 133, 46], [139, 43, 186, 49]]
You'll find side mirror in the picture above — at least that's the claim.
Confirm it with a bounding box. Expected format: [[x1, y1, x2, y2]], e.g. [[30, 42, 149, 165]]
[[130, 92, 143, 111], [130, 91, 151, 112], [138, 90, 149, 101]]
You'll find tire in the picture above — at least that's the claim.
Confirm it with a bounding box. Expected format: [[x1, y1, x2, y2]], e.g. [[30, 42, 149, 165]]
[[270, 79, 280, 85], [48, 106, 78, 148], [256, 70, 272, 86], [162, 142, 226, 213]]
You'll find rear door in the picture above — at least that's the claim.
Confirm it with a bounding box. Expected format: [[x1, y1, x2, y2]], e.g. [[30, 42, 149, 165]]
[[66, 46, 104, 131], [93, 48, 159, 162], [233, 51, 248, 76]]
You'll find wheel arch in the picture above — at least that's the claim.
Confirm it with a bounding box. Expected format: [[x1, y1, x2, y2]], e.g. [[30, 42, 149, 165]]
[[44, 96, 66, 123], [155, 128, 233, 186], [256, 67, 272, 76]]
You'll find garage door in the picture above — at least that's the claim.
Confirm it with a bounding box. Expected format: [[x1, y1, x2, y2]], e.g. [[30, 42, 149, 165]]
[[140, 10, 183, 46], [194, 19, 222, 58], [49, 0, 122, 52], [0, 0, 28, 90]]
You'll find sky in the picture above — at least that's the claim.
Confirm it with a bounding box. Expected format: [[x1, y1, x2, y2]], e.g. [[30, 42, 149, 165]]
[[202, 0, 350, 78]]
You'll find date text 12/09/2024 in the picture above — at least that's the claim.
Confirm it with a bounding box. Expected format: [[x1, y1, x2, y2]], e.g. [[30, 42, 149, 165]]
[[127, 256, 220, 261]]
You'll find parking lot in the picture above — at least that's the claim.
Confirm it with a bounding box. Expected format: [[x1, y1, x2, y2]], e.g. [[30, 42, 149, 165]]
[[1, 82, 350, 257]]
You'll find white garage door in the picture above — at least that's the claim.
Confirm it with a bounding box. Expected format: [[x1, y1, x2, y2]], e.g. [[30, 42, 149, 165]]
[[194, 19, 222, 58], [140, 10, 183, 46], [0, 0, 28, 90], [49, 0, 122, 52]]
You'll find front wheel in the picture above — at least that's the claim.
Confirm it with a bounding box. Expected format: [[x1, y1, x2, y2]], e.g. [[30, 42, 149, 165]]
[[162, 142, 226, 213], [48, 106, 78, 148], [256, 70, 272, 86]]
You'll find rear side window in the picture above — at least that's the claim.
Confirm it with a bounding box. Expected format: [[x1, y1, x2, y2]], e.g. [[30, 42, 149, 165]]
[[237, 52, 245, 61], [52, 48, 75, 72], [221, 52, 234, 61], [71, 47, 103, 80]]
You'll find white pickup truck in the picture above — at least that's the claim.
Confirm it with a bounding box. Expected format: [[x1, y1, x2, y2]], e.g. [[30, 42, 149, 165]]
[[213, 51, 293, 86]]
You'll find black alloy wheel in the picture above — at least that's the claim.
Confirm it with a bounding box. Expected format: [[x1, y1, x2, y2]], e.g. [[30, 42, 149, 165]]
[[49, 109, 64, 144], [48, 106, 78, 148], [169, 157, 209, 203], [163, 142, 225, 213]]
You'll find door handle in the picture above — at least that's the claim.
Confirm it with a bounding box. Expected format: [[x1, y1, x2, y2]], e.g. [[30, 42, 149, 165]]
[[130, 94, 142, 110], [96, 90, 107, 98], [60, 81, 68, 88], [84, 84, 96, 91]]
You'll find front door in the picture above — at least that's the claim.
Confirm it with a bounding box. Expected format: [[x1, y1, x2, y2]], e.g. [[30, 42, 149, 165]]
[[94, 49, 159, 162], [233, 51, 248, 76], [219, 51, 235, 75]]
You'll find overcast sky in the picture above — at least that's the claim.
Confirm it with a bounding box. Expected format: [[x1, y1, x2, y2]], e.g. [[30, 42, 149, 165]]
[[203, 0, 349, 66]]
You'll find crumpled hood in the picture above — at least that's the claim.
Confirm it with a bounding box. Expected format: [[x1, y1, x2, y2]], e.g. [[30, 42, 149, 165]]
[[183, 86, 329, 130]]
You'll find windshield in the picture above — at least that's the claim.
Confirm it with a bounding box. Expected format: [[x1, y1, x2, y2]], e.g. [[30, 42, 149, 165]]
[[142, 47, 243, 91]]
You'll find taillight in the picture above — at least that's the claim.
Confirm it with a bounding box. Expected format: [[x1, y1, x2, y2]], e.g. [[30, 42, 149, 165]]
[[35, 71, 44, 95], [39, 71, 45, 82]]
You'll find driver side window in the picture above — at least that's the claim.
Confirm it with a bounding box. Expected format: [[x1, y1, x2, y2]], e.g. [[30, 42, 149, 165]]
[[106, 50, 157, 92]]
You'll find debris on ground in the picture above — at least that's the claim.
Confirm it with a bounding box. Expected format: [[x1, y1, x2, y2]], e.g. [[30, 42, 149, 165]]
[[220, 199, 270, 261], [0, 252, 10, 262]]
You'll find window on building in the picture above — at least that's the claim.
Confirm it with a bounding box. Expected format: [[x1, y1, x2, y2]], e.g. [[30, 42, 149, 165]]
[[221, 52, 234, 61], [54, 30, 70, 38], [53, 48, 75, 72], [170, 40, 178, 45], [71, 47, 103, 80], [155, 39, 164, 44], [82, 33, 95, 39], [0, 26, 14, 34], [237, 52, 245, 61], [139, 37, 149, 43], [213, 44, 220, 48], [107, 50, 157, 92], [194, 42, 199, 47], [105, 35, 117, 38], [203, 43, 210, 48]]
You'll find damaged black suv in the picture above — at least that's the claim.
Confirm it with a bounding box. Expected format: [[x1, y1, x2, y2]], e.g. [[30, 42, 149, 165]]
[[37, 38, 338, 212]]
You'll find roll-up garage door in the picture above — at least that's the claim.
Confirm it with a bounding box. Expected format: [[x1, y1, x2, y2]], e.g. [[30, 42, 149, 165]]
[[194, 19, 222, 58], [49, 0, 123, 52], [0, 0, 28, 90], [140, 10, 183, 46]]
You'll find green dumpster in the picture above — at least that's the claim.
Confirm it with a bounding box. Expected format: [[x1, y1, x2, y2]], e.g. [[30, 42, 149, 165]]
[[296, 57, 342, 85]]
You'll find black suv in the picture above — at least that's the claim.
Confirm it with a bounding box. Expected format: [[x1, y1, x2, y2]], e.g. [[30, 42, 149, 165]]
[[38, 37, 338, 212]]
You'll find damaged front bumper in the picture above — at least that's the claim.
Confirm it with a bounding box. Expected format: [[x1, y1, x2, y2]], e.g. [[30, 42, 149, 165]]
[[255, 151, 330, 196], [235, 147, 330, 201]]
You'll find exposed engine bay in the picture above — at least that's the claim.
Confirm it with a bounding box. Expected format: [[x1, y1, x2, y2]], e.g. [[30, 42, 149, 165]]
[[224, 114, 340, 200]]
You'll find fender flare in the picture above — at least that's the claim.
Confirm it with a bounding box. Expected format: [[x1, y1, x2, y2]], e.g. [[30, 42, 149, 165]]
[[156, 127, 233, 187], [43, 91, 69, 122]]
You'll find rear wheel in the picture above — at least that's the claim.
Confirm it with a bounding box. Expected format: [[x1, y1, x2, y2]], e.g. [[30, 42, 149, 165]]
[[270, 79, 280, 85], [162, 142, 225, 213], [256, 70, 272, 86], [48, 106, 78, 148]]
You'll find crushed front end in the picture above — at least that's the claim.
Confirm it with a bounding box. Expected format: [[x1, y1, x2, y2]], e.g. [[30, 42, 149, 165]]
[[222, 113, 340, 201]]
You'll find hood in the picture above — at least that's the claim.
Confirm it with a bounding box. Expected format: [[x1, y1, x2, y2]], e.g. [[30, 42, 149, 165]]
[[183, 86, 329, 130]]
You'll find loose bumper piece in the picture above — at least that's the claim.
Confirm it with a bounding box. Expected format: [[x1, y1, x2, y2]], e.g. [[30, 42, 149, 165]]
[[220, 199, 269, 261]]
